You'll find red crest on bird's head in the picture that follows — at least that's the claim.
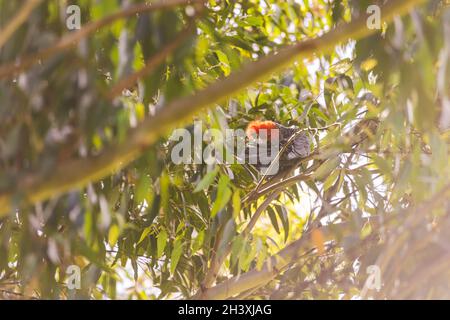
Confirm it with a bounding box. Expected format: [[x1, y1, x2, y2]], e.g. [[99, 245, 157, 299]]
[[246, 120, 278, 139]]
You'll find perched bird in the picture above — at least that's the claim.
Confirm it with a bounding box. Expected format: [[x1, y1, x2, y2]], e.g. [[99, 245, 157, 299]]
[[245, 120, 311, 172]]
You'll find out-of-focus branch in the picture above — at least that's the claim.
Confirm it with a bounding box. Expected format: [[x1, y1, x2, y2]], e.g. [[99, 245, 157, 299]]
[[0, 0, 43, 49], [397, 253, 450, 299], [364, 183, 450, 299]]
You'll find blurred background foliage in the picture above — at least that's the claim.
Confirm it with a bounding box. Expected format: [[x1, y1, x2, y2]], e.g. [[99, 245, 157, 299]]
[[0, 0, 449, 299]]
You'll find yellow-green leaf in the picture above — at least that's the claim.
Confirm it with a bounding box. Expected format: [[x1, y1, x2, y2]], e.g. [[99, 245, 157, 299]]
[[170, 239, 183, 274], [215, 50, 230, 76], [194, 167, 218, 192], [108, 224, 120, 247], [211, 175, 232, 217], [157, 230, 168, 258], [137, 226, 152, 245], [232, 190, 241, 219]]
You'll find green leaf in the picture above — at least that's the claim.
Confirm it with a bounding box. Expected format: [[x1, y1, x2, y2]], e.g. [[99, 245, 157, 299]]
[[360, 222, 373, 239], [353, 175, 368, 208], [91, 0, 118, 20], [313, 157, 341, 181], [157, 230, 168, 258], [255, 238, 267, 271], [133, 43, 145, 71], [275, 205, 290, 242], [217, 218, 236, 256], [232, 190, 241, 219], [267, 206, 280, 234], [170, 239, 183, 274], [108, 224, 120, 247], [239, 241, 257, 272], [361, 58, 378, 72], [211, 175, 232, 218], [372, 155, 392, 177], [192, 230, 205, 252], [215, 50, 231, 76], [160, 171, 170, 214], [230, 235, 245, 267], [323, 169, 340, 191], [194, 167, 218, 192], [135, 175, 152, 204], [245, 16, 263, 27], [137, 226, 152, 245]]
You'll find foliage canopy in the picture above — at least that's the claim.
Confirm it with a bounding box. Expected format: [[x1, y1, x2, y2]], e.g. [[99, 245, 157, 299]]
[[0, 0, 449, 299]]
